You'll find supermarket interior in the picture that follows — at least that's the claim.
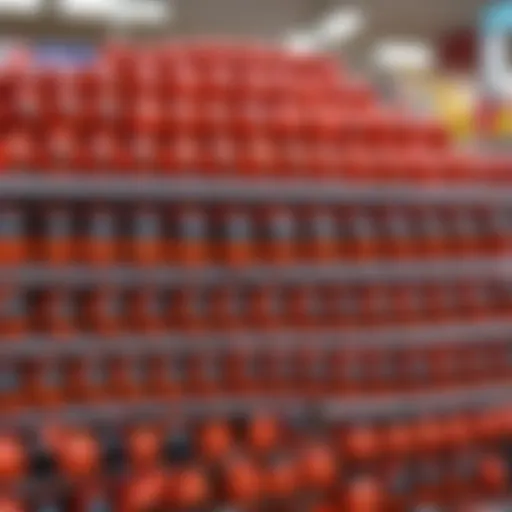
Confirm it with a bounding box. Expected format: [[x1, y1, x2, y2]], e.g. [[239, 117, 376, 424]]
[[1, 0, 512, 511]]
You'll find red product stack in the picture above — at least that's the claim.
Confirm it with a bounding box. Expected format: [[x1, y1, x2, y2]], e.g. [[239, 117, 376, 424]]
[[1, 39, 511, 511]]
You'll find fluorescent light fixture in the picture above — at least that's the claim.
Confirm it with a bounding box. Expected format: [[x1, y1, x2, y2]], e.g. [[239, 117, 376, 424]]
[[0, 0, 42, 15], [59, 0, 173, 25], [283, 30, 319, 54], [110, 0, 173, 25], [373, 40, 436, 71], [58, 0, 119, 20], [316, 6, 365, 44]]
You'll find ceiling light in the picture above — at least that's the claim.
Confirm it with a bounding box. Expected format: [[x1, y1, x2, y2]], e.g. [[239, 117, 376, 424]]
[[59, 0, 173, 25], [0, 0, 42, 15], [282, 30, 319, 54], [373, 40, 436, 71], [316, 6, 365, 45]]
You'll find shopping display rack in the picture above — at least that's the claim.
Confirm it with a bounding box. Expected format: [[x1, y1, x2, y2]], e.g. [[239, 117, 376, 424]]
[[1, 40, 512, 511]]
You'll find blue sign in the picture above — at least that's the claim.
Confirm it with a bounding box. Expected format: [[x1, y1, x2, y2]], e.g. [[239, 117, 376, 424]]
[[481, 1, 512, 99], [32, 41, 98, 69]]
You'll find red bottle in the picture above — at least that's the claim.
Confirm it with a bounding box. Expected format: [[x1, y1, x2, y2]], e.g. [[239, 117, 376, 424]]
[[217, 205, 254, 267], [104, 355, 142, 401], [448, 207, 479, 258], [196, 419, 232, 463], [39, 289, 77, 340], [0, 434, 26, 482], [130, 97, 161, 139], [382, 207, 414, 259], [42, 204, 74, 264], [0, 288, 28, 340], [258, 206, 296, 264], [128, 288, 165, 335], [0, 203, 25, 266], [130, 204, 162, 266], [337, 285, 360, 328], [129, 135, 158, 175], [257, 346, 293, 396], [86, 131, 120, 172], [391, 284, 423, 325], [169, 204, 209, 266], [299, 207, 338, 262], [359, 284, 390, 327], [165, 466, 210, 510], [237, 138, 277, 178], [81, 203, 117, 265], [293, 345, 326, 397], [169, 287, 206, 333], [429, 346, 458, 388], [164, 86, 196, 127], [20, 358, 62, 407], [284, 285, 315, 329], [232, 101, 268, 140], [126, 425, 163, 472], [209, 285, 244, 331], [414, 207, 446, 258], [2, 132, 36, 172], [144, 353, 181, 399], [277, 139, 308, 179], [219, 455, 261, 506], [399, 348, 431, 392], [222, 344, 258, 395], [85, 288, 124, 338], [247, 285, 283, 330], [339, 349, 366, 396], [55, 429, 100, 481], [1, 360, 22, 411], [62, 356, 106, 404], [347, 207, 378, 261], [487, 207, 512, 256], [184, 350, 221, 397]]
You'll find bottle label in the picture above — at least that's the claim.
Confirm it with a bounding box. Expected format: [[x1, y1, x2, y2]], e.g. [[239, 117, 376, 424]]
[[312, 213, 336, 240], [0, 210, 22, 237], [269, 211, 294, 240], [422, 212, 444, 238], [90, 212, 114, 239], [346, 357, 363, 382], [88, 361, 106, 387], [310, 354, 326, 380], [104, 295, 122, 317], [43, 364, 62, 388], [205, 355, 221, 382], [147, 293, 163, 316], [353, 213, 374, 240], [226, 213, 251, 241], [388, 212, 410, 238], [85, 498, 111, 512], [180, 211, 205, 240], [48, 210, 71, 237], [0, 366, 18, 392], [2, 294, 26, 317], [455, 211, 477, 237], [134, 211, 160, 238]]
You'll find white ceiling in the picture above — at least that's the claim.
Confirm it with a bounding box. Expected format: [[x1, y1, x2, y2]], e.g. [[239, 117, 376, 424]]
[[0, 0, 488, 65], [171, 0, 486, 39]]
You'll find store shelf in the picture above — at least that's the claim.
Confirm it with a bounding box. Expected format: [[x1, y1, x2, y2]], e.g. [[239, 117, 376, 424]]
[[323, 383, 512, 420], [4, 384, 512, 429], [0, 174, 511, 204], [0, 258, 510, 287], [2, 319, 512, 358]]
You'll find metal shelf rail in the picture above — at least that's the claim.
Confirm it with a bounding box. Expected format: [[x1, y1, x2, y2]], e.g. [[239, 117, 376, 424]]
[[4, 383, 512, 429], [0, 259, 510, 287], [2, 319, 512, 358], [0, 174, 511, 205]]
